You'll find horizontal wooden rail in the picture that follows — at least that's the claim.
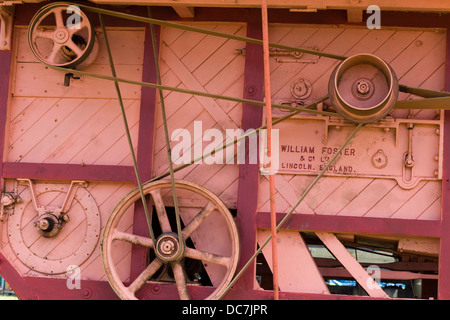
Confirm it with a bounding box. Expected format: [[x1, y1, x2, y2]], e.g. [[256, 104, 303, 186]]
[[256, 212, 441, 238]]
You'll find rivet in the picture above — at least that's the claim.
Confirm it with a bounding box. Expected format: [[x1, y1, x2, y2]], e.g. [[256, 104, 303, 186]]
[[246, 85, 256, 96], [151, 284, 161, 294], [81, 288, 92, 299]]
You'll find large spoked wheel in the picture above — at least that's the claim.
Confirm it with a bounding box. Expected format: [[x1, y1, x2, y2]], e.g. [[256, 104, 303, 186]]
[[28, 2, 96, 68], [101, 180, 240, 300]]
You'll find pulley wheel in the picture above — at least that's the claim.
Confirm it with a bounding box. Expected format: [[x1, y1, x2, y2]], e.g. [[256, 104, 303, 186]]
[[28, 2, 97, 68], [101, 180, 240, 300], [328, 53, 399, 123]]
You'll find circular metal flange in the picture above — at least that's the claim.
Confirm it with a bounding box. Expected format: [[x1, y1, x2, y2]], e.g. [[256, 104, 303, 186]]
[[328, 53, 399, 123], [8, 184, 100, 274], [28, 2, 97, 69], [291, 78, 312, 100]]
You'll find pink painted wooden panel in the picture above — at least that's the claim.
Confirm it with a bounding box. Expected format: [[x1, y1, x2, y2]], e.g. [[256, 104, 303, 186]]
[[6, 27, 145, 167], [153, 23, 247, 209], [258, 25, 445, 221]]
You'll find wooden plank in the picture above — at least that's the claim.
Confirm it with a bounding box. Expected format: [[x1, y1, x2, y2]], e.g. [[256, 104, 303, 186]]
[[95, 121, 140, 166], [319, 267, 438, 280], [43, 100, 138, 164], [191, 25, 245, 86], [18, 99, 109, 163], [259, 175, 314, 214], [418, 198, 441, 220], [256, 212, 441, 238], [13, 63, 143, 99], [390, 31, 445, 80], [234, 21, 264, 291], [167, 24, 213, 59], [181, 24, 242, 72], [90, 0, 450, 12], [160, 38, 238, 131], [6, 98, 84, 162], [338, 179, 397, 217], [289, 175, 345, 211], [8, 97, 60, 146], [364, 181, 426, 218], [2, 162, 136, 182], [257, 229, 330, 294], [315, 231, 389, 298], [314, 178, 373, 215], [390, 181, 441, 219], [398, 237, 440, 257], [68, 101, 140, 166]]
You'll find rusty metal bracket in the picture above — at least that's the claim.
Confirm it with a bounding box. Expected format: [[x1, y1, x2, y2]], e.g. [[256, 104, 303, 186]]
[[17, 179, 88, 215], [0, 2, 15, 50], [235, 47, 320, 63]]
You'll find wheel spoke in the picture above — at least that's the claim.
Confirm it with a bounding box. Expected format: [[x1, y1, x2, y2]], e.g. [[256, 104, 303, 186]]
[[34, 30, 54, 40], [184, 247, 231, 267], [127, 258, 164, 294], [52, 8, 65, 28], [182, 202, 216, 239], [112, 230, 154, 248], [171, 261, 190, 300], [150, 190, 172, 233], [47, 43, 62, 64], [65, 39, 85, 57]]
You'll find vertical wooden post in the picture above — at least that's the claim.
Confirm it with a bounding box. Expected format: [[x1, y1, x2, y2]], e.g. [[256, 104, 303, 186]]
[[235, 20, 264, 292], [0, 49, 12, 190], [438, 28, 450, 300], [130, 24, 160, 281]]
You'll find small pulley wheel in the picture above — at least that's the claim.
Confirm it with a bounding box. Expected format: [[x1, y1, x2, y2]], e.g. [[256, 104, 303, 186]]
[[101, 180, 240, 300], [328, 53, 399, 123], [28, 2, 96, 68]]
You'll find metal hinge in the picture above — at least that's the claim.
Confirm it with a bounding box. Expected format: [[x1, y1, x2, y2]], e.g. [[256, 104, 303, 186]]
[[235, 47, 320, 63]]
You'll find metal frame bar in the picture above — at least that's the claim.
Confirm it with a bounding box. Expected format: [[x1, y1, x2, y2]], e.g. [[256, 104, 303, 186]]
[[438, 28, 450, 300]]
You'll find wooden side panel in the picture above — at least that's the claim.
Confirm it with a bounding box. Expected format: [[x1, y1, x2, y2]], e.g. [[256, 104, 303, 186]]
[[6, 27, 144, 167], [258, 25, 445, 221], [153, 23, 247, 209], [1, 180, 135, 281], [1, 27, 145, 280]]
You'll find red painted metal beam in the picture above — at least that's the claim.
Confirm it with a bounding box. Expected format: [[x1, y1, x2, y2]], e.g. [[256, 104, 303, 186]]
[[0, 253, 118, 300], [438, 29, 450, 300], [0, 50, 11, 187], [256, 212, 441, 238], [233, 21, 264, 293], [2, 162, 136, 182], [130, 24, 160, 282]]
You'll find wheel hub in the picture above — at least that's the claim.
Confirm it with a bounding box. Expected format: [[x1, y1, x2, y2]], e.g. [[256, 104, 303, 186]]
[[353, 78, 374, 99], [155, 232, 184, 262], [53, 28, 70, 44]]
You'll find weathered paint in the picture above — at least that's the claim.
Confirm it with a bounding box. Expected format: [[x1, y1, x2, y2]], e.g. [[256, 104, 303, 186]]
[[0, 2, 448, 300]]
